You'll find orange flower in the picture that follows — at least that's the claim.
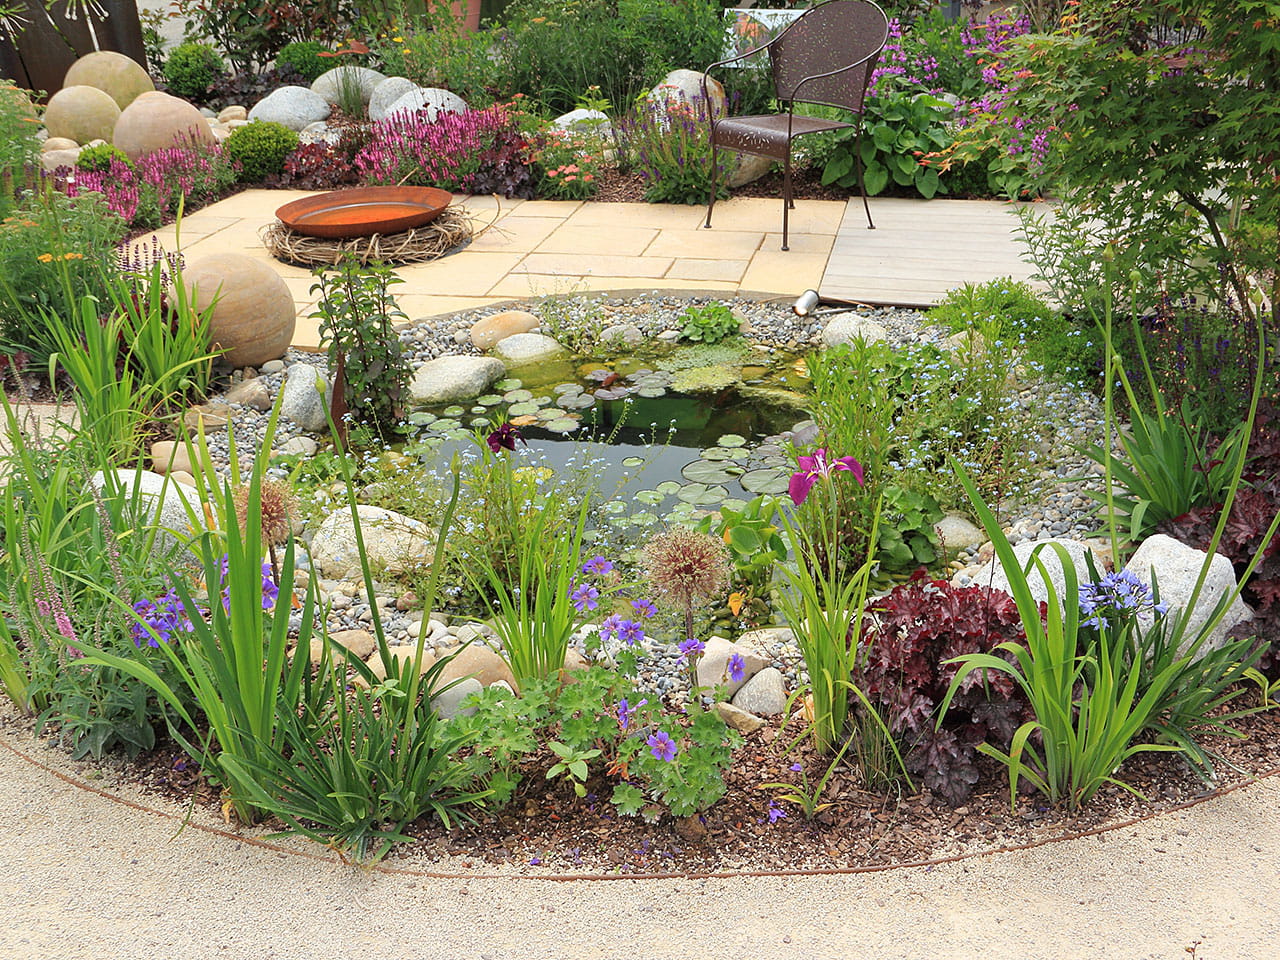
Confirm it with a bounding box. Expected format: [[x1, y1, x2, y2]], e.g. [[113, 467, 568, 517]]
[[728, 592, 745, 616], [36, 253, 52, 263]]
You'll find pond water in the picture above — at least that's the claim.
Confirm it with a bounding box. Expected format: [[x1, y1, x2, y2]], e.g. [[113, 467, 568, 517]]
[[406, 341, 816, 523]]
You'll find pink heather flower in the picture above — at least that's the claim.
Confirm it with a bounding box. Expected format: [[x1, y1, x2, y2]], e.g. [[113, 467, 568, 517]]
[[788, 449, 865, 506]]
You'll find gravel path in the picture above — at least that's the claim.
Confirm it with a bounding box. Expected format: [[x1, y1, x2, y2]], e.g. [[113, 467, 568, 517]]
[[3, 718, 1277, 960]]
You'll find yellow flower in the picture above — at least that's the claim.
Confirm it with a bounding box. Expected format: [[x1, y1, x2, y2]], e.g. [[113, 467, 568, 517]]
[[62, 252, 84, 260], [37, 253, 53, 263], [728, 591, 745, 616], [392, 36, 403, 42]]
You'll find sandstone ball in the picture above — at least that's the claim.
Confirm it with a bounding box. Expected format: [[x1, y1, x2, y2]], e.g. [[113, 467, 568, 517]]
[[181, 254, 296, 367], [43, 85, 120, 145], [113, 91, 214, 161], [64, 51, 154, 109]]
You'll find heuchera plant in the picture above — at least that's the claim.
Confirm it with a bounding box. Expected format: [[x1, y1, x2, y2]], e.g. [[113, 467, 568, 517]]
[[857, 572, 1037, 805], [1161, 402, 1280, 672]]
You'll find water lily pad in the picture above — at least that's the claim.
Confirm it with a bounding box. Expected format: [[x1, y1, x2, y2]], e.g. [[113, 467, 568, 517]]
[[545, 418, 580, 434], [407, 411, 436, 426], [470, 406, 486, 415], [682, 460, 738, 484], [536, 395, 555, 406], [509, 414, 539, 427], [508, 401, 539, 417], [447, 429, 472, 442], [559, 394, 595, 410], [503, 388, 534, 403], [700, 447, 739, 461], [477, 394, 503, 406], [430, 418, 461, 432], [602, 501, 627, 514], [740, 467, 790, 495], [469, 417, 489, 427], [635, 489, 664, 505], [677, 483, 728, 506], [719, 498, 748, 513], [495, 378, 522, 391], [619, 456, 645, 468], [656, 480, 682, 496], [636, 387, 666, 398], [717, 433, 747, 448], [593, 387, 628, 401], [554, 383, 583, 395], [442, 405, 465, 417], [628, 511, 659, 527]]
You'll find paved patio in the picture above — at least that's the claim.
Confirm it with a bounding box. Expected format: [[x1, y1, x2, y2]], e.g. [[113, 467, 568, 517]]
[[132, 190, 1040, 351]]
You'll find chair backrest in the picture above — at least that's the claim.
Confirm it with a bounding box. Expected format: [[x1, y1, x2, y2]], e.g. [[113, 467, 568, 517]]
[[769, 0, 889, 114]]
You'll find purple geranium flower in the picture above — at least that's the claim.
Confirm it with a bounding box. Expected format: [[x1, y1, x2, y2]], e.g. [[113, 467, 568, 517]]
[[631, 598, 657, 619], [581, 555, 614, 576], [617, 619, 645, 646], [788, 448, 865, 506], [647, 730, 677, 762], [767, 799, 788, 823], [728, 652, 746, 683], [616, 697, 647, 731], [570, 582, 600, 612], [676, 637, 705, 663], [599, 613, 624, 641]]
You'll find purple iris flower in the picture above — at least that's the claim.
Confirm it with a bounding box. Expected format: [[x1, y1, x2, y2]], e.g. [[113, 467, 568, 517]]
[[788, 448, 865, 506], [486, 422, 526, 453]]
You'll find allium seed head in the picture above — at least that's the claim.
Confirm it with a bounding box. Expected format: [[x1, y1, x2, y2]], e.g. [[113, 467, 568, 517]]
[[234, 478, 297, 546], [642, 527, 731, 612]]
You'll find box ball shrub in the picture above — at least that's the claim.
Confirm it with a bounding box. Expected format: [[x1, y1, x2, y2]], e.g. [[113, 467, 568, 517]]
[[163, 43, 226, 101], [275, 42, 331, 84], [75, 143, 134, 174], [225, 121, 300, 183]]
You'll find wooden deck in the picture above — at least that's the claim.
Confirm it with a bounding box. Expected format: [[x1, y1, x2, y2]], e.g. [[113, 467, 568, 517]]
[[821, 197, 1045, 308]]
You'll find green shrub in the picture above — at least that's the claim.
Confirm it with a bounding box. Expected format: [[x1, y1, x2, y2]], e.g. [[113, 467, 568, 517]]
[[163, 42, 226, 101], [75, 144, 133, 174], [929, 278, 1100, 385], [224, 121, 300, 183], [680, 301, 739, 344], [274, 41, 331, 83]]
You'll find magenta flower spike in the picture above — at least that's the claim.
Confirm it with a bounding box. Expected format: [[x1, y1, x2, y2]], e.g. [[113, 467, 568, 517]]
[[787, 448, 865, 505]]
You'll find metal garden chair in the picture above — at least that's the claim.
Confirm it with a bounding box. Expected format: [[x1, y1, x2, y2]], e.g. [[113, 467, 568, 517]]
[[702, 0, 890, 250]]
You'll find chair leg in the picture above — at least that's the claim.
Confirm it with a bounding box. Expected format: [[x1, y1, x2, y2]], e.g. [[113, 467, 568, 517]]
[[781, 150, 792, 251], [854, 124, 875, 230], [705, 135, 719, 230]]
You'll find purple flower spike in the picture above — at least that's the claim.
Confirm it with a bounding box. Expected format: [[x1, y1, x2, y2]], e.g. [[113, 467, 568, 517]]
[[647, 730, 677, 762], [788, 448, 865, 506]]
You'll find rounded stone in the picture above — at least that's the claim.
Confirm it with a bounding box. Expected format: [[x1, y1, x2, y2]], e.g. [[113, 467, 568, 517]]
[[380, 87, 467, 123], [180, 254, 296, 367], [311, 66, 386, 107], [41, 137, 79, 152], [64, 51, 154, 109], [43, 85, 120, 146], [247, 85, 331, 132], [367, 76, 418, 122], [113, 91, 214, 161], [470, 309, 539, 350]]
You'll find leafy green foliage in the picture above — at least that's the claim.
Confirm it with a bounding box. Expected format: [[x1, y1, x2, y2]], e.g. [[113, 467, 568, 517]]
[[274, 41, 331, 83], [74, 144, 133, 175], [928, 277, 1100, 385], [162, 42, 226, 100], [448, 666, 741, 819], [620, 92, 731, 206], [819, 84, 953, 199], [224, 121, 300, 183], [310, 255, 411, 436], [0, 190, 125, 363], [679, 301, 739, 344], [0, 81, 39, 219]]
